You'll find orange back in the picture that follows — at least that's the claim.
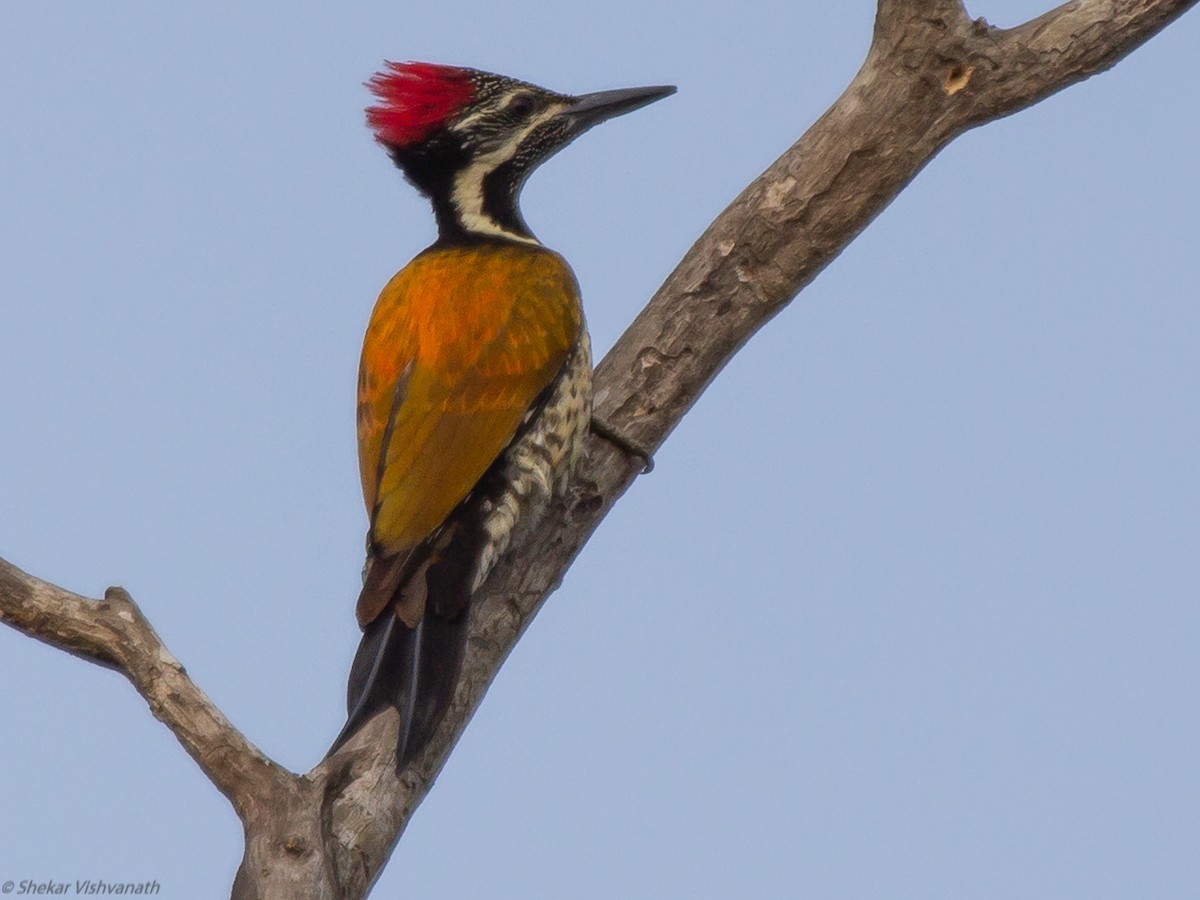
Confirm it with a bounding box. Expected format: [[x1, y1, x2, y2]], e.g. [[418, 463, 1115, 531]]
[[358, 242, 582, 555]]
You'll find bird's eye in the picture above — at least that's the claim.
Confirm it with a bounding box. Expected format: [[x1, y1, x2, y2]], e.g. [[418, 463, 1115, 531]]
[[506, 92, 538, 119]]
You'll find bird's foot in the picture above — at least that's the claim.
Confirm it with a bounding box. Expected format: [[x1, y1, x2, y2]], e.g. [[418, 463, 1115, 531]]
[[590, 415, 655, 474]]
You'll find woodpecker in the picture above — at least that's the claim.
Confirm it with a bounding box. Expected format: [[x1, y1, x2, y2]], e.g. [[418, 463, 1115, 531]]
[[328, 62, 674, 767]]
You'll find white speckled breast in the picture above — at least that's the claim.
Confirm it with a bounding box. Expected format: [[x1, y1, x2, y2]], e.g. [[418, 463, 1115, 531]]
[[472, 329, 593, 589]]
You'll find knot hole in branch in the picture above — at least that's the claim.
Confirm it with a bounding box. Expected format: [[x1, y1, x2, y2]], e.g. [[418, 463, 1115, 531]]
[[283, 836, 312, 858], [944, 63, 974, 95]]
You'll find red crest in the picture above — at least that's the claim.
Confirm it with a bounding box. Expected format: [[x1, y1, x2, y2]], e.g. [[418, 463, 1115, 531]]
[[366, 62, 476, 146]]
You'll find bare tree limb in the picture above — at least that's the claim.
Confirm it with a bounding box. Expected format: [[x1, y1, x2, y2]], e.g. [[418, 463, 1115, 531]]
[[0, 559, 288, 816], [2, 1, 1194, 897]]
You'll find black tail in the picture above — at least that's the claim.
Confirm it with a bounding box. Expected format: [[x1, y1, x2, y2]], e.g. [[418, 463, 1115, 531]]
[[327, 568, 471, 769], [327, 610, 413, 759], [329, 468, 501, 769]]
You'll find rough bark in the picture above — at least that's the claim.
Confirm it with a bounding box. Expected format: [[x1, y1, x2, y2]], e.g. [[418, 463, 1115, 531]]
[[1, 1, 1194, 897]]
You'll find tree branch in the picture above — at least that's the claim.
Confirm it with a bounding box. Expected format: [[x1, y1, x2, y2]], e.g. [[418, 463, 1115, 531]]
[[0, 558, 288, 817], [2, 1, 1194, 897]]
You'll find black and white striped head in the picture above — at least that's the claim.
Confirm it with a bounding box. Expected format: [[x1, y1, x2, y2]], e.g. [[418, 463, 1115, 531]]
[[366, 62, 675, 244]]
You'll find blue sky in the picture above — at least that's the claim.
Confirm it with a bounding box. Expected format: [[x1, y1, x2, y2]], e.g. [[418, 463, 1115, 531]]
[[2, 2, 1198, 898]]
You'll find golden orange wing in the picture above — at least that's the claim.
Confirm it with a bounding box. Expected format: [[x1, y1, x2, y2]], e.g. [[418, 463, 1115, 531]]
[[357, 243, 582, 564]]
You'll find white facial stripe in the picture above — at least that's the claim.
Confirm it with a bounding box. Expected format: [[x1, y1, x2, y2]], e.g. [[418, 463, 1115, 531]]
[[450, 104, 493, 133], [449, 104, 564, 243]]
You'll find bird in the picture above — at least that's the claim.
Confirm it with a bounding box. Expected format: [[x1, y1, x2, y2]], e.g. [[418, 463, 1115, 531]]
[[327, 62, 674, 768]]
